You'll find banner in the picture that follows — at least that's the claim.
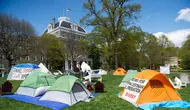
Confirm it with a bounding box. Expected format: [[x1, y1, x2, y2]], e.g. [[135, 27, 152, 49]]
[[160, 66, 170, 74], [121, 78, 148, 103], [11, 68, 32, 80]]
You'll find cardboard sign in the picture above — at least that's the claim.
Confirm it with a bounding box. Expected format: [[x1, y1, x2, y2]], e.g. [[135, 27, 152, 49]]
[[121, 78, 148, 103]]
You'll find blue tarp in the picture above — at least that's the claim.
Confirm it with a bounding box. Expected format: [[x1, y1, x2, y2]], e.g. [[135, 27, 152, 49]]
[[14, 64, 40, 69], [138, 100, 190, 110], [0, 93, 99, 110]]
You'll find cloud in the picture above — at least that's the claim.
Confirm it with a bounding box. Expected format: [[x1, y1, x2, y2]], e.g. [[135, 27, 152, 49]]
[[175, 8, 190, 22], [153, 29, 190, 47]]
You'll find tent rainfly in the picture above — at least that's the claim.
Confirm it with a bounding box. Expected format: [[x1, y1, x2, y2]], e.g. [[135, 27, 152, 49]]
[[119, 70, 181, 106], [16, 72, 56, 97], [40, 75, 94, 106], [113, 67, 126, 75]]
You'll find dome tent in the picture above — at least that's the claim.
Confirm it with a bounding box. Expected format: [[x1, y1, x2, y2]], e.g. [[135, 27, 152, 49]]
[[119, 70, 138, 87], [119, 70, 183, 109], [16, 72, 56, 97], [113, 67, 126, 75], [40, 75, 94, 106]]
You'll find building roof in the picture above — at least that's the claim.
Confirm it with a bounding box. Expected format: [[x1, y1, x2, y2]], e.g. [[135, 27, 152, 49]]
[[44, 20, 86, 33]]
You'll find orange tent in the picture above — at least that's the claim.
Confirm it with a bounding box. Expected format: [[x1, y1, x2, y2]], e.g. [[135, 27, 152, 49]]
[[119, 70, 181, 105], [113, 67, 126, 75]]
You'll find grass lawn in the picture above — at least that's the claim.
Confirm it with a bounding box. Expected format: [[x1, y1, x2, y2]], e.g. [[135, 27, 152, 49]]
[[0, 72, 190, 110]]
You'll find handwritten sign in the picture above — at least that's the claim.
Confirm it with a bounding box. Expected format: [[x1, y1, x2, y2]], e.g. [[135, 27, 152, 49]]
[[121, 78, 148, 103], [11, 68, 32, 80]]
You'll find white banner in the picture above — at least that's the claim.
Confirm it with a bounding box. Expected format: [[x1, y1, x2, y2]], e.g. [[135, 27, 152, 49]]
[[121, 78, 148, 103], [160, 66, 170, 74], [11, 68, 33, 80]]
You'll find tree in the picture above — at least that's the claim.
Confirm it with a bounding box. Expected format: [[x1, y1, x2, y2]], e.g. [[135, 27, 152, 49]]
[[179, 35, 190, 69], [0, 13, 36, 67], [39, 34, 65, 70], [158, 35, 177, 65], [63, 30, 89, 71], [88, 43, 102, 69], [80, 0, 141, 69], [145, 34, 161, 69]]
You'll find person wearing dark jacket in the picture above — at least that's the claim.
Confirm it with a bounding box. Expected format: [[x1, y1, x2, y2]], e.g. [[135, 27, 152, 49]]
[[94, 79, 104, 92]]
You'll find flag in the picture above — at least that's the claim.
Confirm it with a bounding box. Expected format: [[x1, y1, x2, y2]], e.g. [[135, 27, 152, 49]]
[[67, 8, 71, 12]]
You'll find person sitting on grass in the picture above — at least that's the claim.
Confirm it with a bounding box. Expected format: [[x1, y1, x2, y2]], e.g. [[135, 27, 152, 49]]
[[94, 79, 104, 93], [82, 78, 94, 92], [2, 81, 13, 94]]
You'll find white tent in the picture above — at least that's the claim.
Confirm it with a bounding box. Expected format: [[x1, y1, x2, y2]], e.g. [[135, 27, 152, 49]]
[[38, 63, 51, 74], [160, 65, 170, 74], [180, 73, 190, 84], [92, 69, 107, 75]]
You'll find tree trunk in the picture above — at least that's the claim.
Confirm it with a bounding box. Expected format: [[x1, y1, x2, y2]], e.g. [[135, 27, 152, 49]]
[[71, 56, 74, 71], [114, 49, 118, 69], [8, 59, 13, 68]]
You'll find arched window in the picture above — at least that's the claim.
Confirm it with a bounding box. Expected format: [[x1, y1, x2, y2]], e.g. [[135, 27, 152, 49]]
[[48, 24, 52, 31]]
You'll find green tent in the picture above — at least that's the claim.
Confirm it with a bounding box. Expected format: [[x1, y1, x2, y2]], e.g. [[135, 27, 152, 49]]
[[48, 75, 83, 92], [119, 70, 138, 87], [40, 75, 94, 105], [16, 72, 56, 97]]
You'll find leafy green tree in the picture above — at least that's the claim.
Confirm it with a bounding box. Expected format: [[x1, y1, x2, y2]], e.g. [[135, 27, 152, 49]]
[[145, 34, 161, 69], [39, 34, 65, 70], [80, 0, 141, 69], [179, 35, 190, 69], [158, 35, 177, 65]]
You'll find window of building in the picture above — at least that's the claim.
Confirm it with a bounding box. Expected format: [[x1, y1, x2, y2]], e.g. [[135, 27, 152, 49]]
[[33, 56, 37, 61], [35, 56, 37, 61], [11, 55, 13, 59], [48, 24, 52, 31], [2, 64, 4, 68], [25, 56, 30, 60], [41, 56, 44, 61], [2, 55, 5, 60]]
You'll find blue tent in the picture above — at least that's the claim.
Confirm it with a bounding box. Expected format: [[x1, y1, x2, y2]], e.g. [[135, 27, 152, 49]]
[[14, 64, 40, 69], [7, 63, 40, 80]]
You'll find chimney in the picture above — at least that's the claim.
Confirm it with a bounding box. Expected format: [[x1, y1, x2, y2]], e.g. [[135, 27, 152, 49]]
[[52, 17, 56, 29]]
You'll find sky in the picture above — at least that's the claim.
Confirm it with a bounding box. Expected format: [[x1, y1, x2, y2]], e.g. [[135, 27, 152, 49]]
[[0, 0, 190, 47]]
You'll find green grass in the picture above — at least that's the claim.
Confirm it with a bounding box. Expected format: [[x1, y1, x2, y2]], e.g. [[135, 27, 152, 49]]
[[0, 73, 190, 110]]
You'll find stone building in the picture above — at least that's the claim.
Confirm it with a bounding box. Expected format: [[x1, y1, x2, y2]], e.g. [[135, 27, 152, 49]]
[[44, 16, 92, 71]]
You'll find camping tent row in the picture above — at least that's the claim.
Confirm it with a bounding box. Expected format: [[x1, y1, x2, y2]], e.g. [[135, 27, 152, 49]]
[[7, 63, 52, 80], [16, 71, 94, 106], [118, 70, 187, 109], [113, 67, 138, 76]]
